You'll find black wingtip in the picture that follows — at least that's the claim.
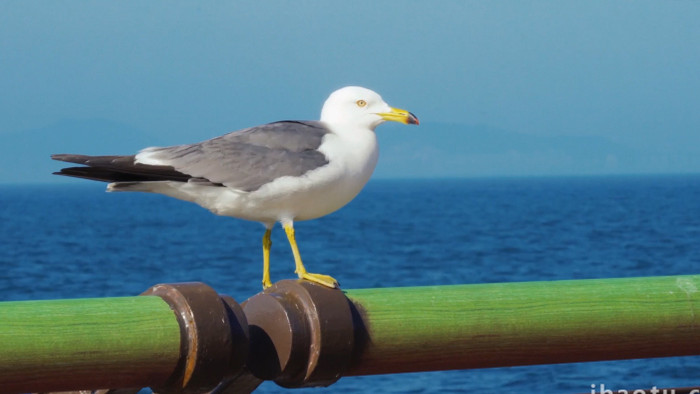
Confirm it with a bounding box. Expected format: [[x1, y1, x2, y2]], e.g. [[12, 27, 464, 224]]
[[51, 154, 90, 165]]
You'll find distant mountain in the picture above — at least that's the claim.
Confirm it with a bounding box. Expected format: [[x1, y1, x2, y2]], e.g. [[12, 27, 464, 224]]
[[375, 122, 650, 178], [1, 119, 696, 184], [0, 119, 164, 183]]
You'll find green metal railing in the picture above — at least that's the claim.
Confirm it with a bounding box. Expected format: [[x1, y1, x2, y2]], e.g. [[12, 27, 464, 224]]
[[344, 275, 700, 375], [1, 275, 699, 393], [1, 296, 181, 391]]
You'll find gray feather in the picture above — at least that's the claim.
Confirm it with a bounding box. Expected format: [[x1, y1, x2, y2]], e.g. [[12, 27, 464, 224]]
[[140, 121, 331, 192]]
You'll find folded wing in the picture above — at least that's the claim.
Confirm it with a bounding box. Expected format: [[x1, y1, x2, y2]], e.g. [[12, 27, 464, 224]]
[[53, 121, 331, 192]]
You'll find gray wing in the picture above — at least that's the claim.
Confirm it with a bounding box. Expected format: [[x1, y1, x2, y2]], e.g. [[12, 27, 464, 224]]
[[138, 121, 331, 192]]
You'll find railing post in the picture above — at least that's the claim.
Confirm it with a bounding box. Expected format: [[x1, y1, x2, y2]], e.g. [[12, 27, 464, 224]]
[[242, 280, 355, 388], [141, 283, 249, 393]]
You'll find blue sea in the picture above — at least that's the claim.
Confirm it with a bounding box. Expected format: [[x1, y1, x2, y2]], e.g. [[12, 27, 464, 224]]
[[1, 175, 699, 393]]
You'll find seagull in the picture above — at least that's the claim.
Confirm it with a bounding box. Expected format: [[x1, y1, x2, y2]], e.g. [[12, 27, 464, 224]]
[[52, 86, 419, 289]]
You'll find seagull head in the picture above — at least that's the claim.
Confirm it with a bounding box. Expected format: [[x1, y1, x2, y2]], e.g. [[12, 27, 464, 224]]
[[320, 86, 419, 130]]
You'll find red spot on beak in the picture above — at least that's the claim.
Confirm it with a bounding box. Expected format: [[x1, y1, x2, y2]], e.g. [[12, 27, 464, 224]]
[[408, 112, 420, 125]]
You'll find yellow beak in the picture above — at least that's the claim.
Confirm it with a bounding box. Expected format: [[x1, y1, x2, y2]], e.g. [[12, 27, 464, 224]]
[[378, 107, 420, 125]]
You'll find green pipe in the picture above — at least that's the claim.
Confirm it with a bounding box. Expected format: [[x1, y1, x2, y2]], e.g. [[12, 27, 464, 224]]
[[3, 276, 699, 391], [0, 296, 181, 393], [343, 275, 700, 376]]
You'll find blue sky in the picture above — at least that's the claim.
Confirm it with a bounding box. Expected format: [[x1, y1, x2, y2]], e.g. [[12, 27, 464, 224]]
[[1, 1, 699, 182]]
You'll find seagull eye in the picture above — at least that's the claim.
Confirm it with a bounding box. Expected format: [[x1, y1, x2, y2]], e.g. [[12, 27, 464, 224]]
[[356, 99, 367, 108]]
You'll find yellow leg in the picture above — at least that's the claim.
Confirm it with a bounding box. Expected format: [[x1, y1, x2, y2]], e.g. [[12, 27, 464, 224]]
[[262, 228, 272, 289], [283, 222, 338, 288]]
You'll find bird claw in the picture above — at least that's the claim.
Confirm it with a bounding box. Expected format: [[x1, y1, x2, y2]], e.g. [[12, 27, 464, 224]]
[[300, 272, 339, 288]]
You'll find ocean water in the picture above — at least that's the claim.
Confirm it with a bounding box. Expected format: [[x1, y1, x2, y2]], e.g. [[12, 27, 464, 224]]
[[1, 175, 699, 392]]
